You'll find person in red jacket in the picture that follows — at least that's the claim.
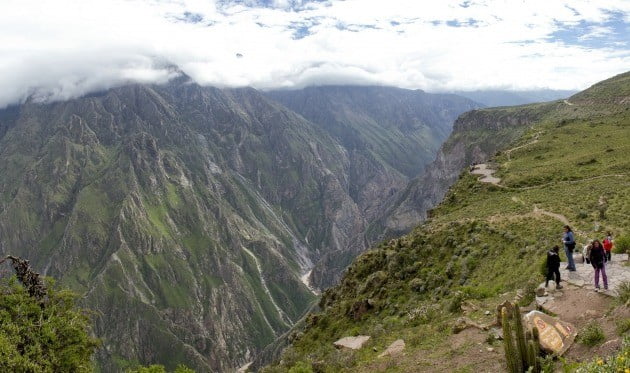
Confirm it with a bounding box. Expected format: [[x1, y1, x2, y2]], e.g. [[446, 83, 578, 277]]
[[603, 231, 613, 263]]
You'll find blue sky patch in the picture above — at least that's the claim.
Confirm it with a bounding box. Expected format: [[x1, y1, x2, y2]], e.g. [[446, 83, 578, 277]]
[[217, 0, 329, 11], [548, 11, 628, 48], [445, 18, 481, 28], [171, 11, 204, 24]]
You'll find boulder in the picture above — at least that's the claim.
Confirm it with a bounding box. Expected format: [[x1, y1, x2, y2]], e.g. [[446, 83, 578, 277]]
[[523, 311, 577, 356], [378, 339, 405, 358], [333, 335, 371, 350]]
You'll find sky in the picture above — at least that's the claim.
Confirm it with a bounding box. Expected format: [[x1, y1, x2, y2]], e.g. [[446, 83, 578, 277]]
[[0, 0, 629, 108]]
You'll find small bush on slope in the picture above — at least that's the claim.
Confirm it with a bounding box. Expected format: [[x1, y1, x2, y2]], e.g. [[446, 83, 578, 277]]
[[127, 364, 195, 373], [613, 236, 630, 256], [578, 322, 606, 347]]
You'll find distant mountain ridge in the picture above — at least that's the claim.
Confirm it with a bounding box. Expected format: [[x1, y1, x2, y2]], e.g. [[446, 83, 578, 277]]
[[0, 81, 478, 370], [448, 89, 577, 107]]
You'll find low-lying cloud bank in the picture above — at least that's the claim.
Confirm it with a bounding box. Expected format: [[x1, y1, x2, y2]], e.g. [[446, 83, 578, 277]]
[[0, 0, 628, 108]]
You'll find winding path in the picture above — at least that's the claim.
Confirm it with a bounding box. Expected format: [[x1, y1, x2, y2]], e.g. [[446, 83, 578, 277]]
[[470, 164, 502, 185], [505, 131, 542, 161]]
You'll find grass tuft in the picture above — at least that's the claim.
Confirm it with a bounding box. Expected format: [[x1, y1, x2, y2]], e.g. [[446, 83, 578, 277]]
[[578, 322, 605, 347]]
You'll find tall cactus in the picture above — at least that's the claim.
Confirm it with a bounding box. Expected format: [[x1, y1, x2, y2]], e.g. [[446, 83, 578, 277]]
[[531, 327, 541, 371], [501, 307, 519, 373], [513, 304, 528, 370], [527, 340, 537, 370], [500, 302, 541, 373]]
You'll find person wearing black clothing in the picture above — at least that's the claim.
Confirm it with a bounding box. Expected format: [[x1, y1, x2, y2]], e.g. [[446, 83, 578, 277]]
[[589, 239, 608, 291], [546, 245, 563, 289]]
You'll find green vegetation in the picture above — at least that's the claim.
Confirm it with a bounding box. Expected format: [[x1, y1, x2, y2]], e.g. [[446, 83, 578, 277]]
[[0, 276, 98, 372], [573, 337, 630, 372], [264, 72, 630, 371], [500, 303, 541, 373], [618, 282, 630, 306], [613, 235, 630, 256], [616, 319, 630, 336], [127, 364, 195, 373], [578, 322, 606, 347]]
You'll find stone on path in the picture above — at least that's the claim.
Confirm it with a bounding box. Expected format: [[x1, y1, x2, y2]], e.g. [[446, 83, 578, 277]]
[[378, 339, 405, 358], [333, 335, 371, 350], [523, 311, 577, 356]]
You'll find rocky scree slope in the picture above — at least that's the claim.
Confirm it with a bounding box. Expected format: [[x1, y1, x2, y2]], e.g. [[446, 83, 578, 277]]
[[263, 71, 630, 372], [0, 81, 477, 371]]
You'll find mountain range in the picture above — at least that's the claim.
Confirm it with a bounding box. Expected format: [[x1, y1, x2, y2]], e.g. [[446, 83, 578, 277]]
[[263, 72, 630, 371], [0, 80, 479, 371]]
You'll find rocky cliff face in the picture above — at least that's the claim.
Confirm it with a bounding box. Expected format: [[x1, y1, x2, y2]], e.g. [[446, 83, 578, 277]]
[[378, 103, 556, 238], [267, 86, 479, 288], [0, 81, 478, 371]]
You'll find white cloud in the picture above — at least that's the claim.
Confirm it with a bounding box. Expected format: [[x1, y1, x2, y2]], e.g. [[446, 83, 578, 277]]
[[578, 25, 615, 40], [0, 0, 628, 107]]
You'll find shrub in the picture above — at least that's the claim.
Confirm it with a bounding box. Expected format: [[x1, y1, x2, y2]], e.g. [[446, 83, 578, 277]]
[[616, 318, 630, 336], [578, 322, 605, 347], [518, 280, 538, 307], [447, 291, 466, 313], [617, 281, 630, 305], [409, 278, 425, 293], [612, 235, 630, 255], [127, 365, 194, 373], [0, 276, 99, 372], [288, 361, 313, 373], [539, 256, 548, 277]]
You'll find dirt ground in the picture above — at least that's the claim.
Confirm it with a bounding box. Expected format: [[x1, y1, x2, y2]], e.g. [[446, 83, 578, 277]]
[[363, 326, 505, 372], [357, 283, 628, 372], [548, 285, 630, 363]]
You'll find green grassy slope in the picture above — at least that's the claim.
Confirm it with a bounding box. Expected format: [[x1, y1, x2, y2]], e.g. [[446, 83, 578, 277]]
[[262, 72, 630, 372]]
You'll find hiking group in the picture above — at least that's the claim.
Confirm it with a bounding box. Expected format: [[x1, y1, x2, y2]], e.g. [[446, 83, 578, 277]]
[[545, 226, 614, 292]]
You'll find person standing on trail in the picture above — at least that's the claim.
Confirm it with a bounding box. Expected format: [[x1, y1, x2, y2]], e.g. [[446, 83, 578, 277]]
[[603, 232, 613, 263], [589, 239, 608, 291], [562, 225, 576, 271], [545, 245, 563, 289]]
